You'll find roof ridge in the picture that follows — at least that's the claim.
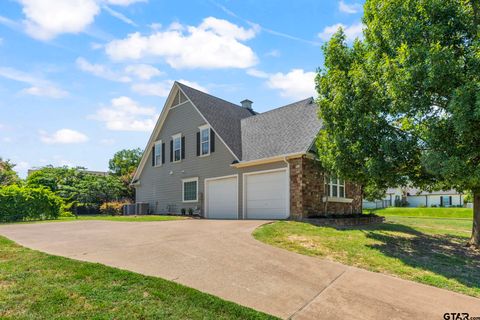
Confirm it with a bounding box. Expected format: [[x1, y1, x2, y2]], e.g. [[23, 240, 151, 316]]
[[244, 97, 314, 120], [176, 81, 243, 109]]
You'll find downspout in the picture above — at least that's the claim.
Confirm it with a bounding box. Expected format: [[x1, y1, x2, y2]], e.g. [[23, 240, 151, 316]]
[[283, 156, 291, 219]]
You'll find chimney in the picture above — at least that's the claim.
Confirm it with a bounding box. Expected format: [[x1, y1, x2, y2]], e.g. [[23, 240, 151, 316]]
[[240, 99, 253, 110]]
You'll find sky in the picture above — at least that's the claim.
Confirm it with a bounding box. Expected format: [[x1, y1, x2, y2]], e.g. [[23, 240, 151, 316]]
[[0, 0, 364, 177]]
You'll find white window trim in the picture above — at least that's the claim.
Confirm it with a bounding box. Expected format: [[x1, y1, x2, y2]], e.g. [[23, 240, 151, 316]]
[[199, 124, 210, 157], [154, 140, 162, 167], [172, 133, 182, 163], [182, 177, 199, 203], [325, 176, 346, 198], [322, 196, 353, 203]]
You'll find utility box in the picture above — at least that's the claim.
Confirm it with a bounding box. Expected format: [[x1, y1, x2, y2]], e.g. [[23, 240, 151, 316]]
[[136, 202, 149, 215], [123, 204, 136, 215]]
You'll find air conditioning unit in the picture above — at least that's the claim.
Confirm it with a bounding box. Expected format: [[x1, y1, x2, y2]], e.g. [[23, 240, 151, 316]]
[[136, 202, 149, 215], [123, 204, 136, 215]]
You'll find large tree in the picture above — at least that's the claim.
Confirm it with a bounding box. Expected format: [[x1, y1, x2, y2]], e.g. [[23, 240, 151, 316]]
[[0, 158, 19, 186], [316, 0, 480, 246], [108, 148, 143, 201]]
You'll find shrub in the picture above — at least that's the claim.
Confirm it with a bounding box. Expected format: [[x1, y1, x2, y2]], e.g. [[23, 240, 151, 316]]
[[0, 185, 63, 222], [188, 208, 193, 215], [181, 208, 186, 215], [99, 201, 130, 216]]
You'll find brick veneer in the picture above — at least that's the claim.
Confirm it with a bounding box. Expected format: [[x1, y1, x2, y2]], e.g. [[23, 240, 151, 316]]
[[289, 156, 362, 219]]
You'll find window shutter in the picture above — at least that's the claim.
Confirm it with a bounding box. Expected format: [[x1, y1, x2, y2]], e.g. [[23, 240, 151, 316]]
[[152, 145, 155, 166], [196, 132, 200, 156], [162, 143, 165, 164], [449, 196, 452, 206], [170, 140, 173, 162], [210, 129, 215, 153], [440, 196, 443, 206], [181, 136, 185, 159]]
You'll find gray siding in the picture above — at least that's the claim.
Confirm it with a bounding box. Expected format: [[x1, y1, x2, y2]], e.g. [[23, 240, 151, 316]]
[[136, 101, 238, 215], [135, 100, 289, 218]]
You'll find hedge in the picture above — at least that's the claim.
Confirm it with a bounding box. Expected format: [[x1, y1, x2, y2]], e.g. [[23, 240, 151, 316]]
[[0, 185, 64, 222]]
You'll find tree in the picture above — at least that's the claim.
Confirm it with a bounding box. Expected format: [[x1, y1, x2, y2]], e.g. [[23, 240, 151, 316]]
[[0, 158, 19, 186], [108, 148, 143, 201], [108, 148, 143, 176], [316, 0, 480, 246]]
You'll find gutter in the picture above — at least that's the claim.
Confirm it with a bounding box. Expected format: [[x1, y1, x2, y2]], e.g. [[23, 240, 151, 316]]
[[231, 152, 304, 168]]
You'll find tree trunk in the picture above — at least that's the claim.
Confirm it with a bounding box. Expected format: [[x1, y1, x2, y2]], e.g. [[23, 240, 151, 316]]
[[469, 191, 480, 247]]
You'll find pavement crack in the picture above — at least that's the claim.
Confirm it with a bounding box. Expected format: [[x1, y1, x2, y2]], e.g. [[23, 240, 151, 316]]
[[287, 268, 349, 320]]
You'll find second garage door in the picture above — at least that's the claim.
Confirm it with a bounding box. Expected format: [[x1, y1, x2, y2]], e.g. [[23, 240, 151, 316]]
[[244, 169, 289, 219], [205, 175, 238, 219]]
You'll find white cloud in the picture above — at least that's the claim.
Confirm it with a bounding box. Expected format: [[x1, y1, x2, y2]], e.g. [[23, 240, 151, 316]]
[[318, 22, 364, 42], [131, 82, 171, 97], [0, 66, 68, 98], [124, 64, 162, 80], [265, 49, 280, 57], [19, 0, 100, 40], [246, 68, 269, 79], [106, 0, 146, 5], [76, 57, 131, 82], [90, 96, 158, 131], [266, 69, 316, 100], [105, 17, 258, 69], [21, 86, 68, 98], [338, 1, 362, 14], [40, 129, 89, 144], [131, 79, 207, 97], [102, 5, 137, 26]]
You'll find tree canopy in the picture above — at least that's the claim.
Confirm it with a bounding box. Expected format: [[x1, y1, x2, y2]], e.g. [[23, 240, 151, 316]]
[[0, 158, 19, 186], [108, 148, 143, 176], [316, 0, 480, 246]]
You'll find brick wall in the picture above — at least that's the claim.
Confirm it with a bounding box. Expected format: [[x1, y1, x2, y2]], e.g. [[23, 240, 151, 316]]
[[289, 156, 362, 219]]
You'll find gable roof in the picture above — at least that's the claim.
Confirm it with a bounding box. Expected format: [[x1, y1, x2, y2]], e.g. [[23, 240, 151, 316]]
[[240, 98, 322, 162], [176, 82, 255, 160]]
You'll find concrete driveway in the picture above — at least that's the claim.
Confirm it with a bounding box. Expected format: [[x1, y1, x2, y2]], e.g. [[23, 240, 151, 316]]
[[0, 220, 479, 319]]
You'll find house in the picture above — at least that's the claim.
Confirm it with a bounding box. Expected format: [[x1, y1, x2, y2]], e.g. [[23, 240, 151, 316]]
[[132, 82, 362, 219], [363, 187, 464, 209]]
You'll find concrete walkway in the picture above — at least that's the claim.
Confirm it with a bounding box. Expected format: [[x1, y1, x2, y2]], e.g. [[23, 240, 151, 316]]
[[0, 220, 478, 319]]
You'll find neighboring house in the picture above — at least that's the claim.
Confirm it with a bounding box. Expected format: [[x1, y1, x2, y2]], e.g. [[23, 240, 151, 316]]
[[363, 187, 464, 209], [132, 82, 362, 219]]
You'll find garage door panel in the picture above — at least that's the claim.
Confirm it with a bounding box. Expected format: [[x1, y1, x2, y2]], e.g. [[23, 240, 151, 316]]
[[206, 176, 238, 219], [245, 170, 288, 220]]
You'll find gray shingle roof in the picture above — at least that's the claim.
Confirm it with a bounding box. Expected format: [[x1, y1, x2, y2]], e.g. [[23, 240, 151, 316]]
[[177, 82, 322, 162], [177, 82, 255, 160], [241, 98, 322, 161]]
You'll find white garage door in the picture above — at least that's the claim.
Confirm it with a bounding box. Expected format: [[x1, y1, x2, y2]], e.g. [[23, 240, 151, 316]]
[[205, 176, 238, 219], [245, 169, 288, 219]]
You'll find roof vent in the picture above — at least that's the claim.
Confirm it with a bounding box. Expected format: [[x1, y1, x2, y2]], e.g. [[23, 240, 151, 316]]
[[240, 99, 253, 110]]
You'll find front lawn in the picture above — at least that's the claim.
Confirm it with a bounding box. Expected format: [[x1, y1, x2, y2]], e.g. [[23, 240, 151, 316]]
[[0, 236, 276, 320], [253, 208, 479, 298]]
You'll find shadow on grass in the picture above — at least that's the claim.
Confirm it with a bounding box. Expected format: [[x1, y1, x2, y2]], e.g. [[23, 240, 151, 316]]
[[331, 222, 480, 291]]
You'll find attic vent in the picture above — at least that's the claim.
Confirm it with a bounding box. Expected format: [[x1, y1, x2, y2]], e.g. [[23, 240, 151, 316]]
[[241, 99, 253, 110], [173, 90, 188, 106]]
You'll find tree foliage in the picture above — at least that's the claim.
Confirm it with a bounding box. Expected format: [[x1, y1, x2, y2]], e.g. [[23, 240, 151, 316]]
[[0, 185, 63, 222], [316, 0, 480, 245], [108, 148, 143, 176], [0, 158, 19, 186]]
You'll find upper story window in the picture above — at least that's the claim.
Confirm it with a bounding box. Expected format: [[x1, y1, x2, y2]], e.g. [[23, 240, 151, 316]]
[[173, 134, 182, 162], [326, 176, 345, 198], [200, 125, 210, 156], [154, 140, 162, 166]]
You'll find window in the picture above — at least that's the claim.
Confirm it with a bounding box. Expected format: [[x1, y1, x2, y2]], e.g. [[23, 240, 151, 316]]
[[326, 176, 345, 198], [154, 140, 162, 166], [182, 178, 198, 202], [200, 126, 210, 156], [173, 134, 182, 162]]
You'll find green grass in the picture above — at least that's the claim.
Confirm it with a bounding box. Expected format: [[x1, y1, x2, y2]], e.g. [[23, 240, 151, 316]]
[[254, 208, 479, 298], [376, 207, 473, 219], [0, 236, 276, 320]]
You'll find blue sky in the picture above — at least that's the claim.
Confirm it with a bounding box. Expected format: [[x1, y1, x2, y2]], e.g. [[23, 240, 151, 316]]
[[0, 0, 364, 177]]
